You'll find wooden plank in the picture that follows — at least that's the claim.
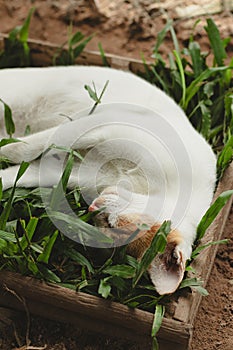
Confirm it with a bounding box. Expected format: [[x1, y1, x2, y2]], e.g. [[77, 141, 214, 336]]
[[0, 34, 148, 74], [188, 163, 233, 321], [0, 271, 191, 347], [173, 163, 233, 331]]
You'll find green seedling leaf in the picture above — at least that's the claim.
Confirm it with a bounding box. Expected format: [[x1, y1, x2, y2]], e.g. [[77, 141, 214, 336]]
[[151, 304, 165, 337], [180, 277, 209, 296], [49, 150, 74, 211], [39, 265, 61, 283], [184, 66, 230, 110], [150, 66, 169, 94], [0, 230, 17, 242], [191, 239, 228, 259], [133, 221, 171, 288], [53, 28, 93, 65], [48, 211, 113, 245], [173, 50, 186, 107], [194, 286, 209, 296], [197, 190, 233, 240], [205, 18, 227, 66], [98, 278, 112, 299], [24, 125, 31, 136], [0, 162, 29, 230], [153, 19, 173, 53], [85, 82, 99, 103], [65, 249, 94, 273], [16, 161, 30, 182], [217, 135, 233, 179], [20, 217, 39, 250], [27, 259, 39, 275], [73, 35, 93, 58], [189, 41, 205, 78], [170, 26, 180, 53], [152, 336, 159, 350], [0, 178, 2, 201], [69, 31, 84, 46], [103, 265, 136, 279], [199, 101, 211, 138], [0, 99, 15, 137], [85, 80, 109, 115], [37, 230, 59, 263], [98, 42, 110, 67], [19, 7, 34, 43], [0, 138, 21, 148]]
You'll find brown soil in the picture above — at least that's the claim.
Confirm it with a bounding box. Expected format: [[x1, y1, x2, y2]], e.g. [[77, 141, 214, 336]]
[[0, 1, 233, 349]]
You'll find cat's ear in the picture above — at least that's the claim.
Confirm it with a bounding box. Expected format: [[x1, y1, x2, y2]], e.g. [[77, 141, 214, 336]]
[[148, 243, 185, 295]]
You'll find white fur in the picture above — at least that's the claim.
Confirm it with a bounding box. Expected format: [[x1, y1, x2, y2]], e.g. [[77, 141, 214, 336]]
[[0, 66, 216, 265]]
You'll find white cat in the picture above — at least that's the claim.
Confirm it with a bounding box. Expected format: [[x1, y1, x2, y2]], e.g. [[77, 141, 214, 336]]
[[0, 66, 216, 294]]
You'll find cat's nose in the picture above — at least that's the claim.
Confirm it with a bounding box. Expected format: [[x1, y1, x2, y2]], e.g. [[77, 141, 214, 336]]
[[88, 203, 98, 212]]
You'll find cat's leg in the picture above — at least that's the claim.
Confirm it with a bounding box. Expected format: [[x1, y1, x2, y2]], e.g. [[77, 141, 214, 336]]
[[0, 117, 107, 164], [0, 156, 66, 190], [0, 127, 58, 163], [0, 163, 39, 190]]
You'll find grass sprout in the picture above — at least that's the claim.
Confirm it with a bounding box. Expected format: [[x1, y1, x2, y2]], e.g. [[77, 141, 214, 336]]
[[53, 23, 94, 65], [0, 8, 34, 68]]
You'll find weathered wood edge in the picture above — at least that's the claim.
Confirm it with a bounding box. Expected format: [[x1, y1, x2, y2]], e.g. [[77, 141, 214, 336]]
[[0, 34, 149, 74], [0, 271, 191, 347], [174, 163, 233, 330]]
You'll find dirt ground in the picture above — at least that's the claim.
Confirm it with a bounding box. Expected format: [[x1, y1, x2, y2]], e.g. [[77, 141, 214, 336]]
[[0, 1, 233, 349]]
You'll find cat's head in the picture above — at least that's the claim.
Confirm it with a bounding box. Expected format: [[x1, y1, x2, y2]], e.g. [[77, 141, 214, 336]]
[[88, 186, 186, 295]]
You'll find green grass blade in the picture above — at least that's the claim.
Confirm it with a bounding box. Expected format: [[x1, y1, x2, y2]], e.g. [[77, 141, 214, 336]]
[[173, 50, 186, 107], [189, 41, 205, 77], [85, 83, 99, 102], [0, 138, 21, 148], [19, 7, 34, 42], [39, 265, 61, 283], [20, 217, 39, 250], [37, 230, 59, 263], [0, 99, 15, 137], [16, 161, 30, 182], [0, 230, 17, 242], [102, 265, 136, 279], [150, 66, 170, 95], [65, 249, 94, 273], [217, 135, 233, 179], [153, 19, 173, 53], [151, 336, 159, 350], [69, 31, 84, 46], [170, 26, 180, 53], [49, 150, 74, 211], [73, 35, 93, 58], [98, 278, 111, 299], [196, 190, 233, 240], [151, 304, 165, 337], [191, 239, 228, 259], [0, 162, 29, 230], [98, 42, 110, 67], [48, 211, 113, 245], [0, 178, 2, 202], [205, 18, 227, 66], [133, 221, 171, 287], [184, 66, 230, 110], [179, 277, 209, 296]]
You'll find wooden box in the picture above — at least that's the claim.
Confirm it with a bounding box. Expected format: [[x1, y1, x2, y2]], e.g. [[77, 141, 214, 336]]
[[0, 36, 232, 349]]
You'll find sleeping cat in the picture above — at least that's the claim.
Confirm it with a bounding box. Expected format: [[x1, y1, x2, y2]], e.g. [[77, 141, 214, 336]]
[[0, 66, 216, 294]]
